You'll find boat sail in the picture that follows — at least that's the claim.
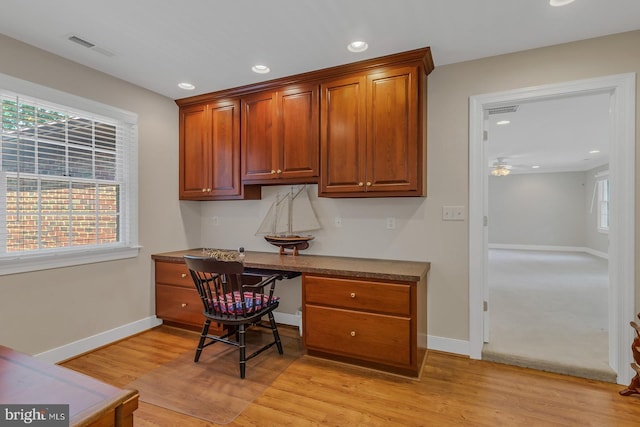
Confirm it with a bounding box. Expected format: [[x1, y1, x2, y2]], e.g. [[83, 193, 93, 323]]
[[256, 186, 321, 255]]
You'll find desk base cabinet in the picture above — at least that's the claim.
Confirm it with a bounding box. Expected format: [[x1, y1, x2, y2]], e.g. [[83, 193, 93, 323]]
[[303, 274, 421, 377], [155, 260, 225, 334]]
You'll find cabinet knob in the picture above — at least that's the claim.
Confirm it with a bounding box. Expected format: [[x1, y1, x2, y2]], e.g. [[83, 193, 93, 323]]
[[181, 273, 187, 278], [350, 331, 356, 337], [366, 182, 372, 187], [358, 182, 364, 187], [206, 188, 211, 192], [277, 169, 282, 174], [201, 188, 206, 192], [271, 170, 276, 174], [181, 303, 187, 308], [350, 292, 356, 298]]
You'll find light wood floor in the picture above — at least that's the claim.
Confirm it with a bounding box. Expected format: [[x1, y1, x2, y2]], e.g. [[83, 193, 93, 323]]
[[61, 325, 640, 426]]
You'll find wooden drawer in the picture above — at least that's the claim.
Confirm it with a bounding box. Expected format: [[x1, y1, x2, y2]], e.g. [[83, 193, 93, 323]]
[[156, 284, 205, 327], [303, 274, 411, 316], [156, 261, 193, 288], [304, 304, 411, 367]]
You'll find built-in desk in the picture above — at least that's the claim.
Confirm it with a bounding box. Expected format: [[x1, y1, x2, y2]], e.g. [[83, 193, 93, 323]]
[[152, 249, 430, 377], [0, 345, 138, 426]]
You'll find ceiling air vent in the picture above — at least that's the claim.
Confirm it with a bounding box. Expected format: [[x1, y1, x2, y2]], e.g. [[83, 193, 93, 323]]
[[67, 34, 114, 57], [486, 105, 519, 115], [68, 35, 95, 48]]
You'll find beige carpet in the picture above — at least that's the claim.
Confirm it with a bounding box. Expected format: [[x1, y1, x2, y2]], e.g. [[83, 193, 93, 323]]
[[128, 327, 304, 425], [482, 249, 617, 383]]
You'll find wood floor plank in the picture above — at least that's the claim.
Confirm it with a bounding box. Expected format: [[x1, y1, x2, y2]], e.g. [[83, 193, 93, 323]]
[[61, 325, 640, 426]]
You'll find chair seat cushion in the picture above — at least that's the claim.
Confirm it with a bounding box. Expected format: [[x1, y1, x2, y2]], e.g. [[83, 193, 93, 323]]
[[210, 291, 279, 314]]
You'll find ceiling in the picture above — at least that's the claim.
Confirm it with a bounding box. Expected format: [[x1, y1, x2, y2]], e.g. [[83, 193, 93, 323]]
[[1, 0, 638, 173], [486, 91, 612, 174]]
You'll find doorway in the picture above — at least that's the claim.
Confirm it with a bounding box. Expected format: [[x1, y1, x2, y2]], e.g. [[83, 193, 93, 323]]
[[468, 74, 636, 385]]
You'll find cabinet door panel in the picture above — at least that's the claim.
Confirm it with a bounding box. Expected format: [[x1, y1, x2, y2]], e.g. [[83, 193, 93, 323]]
[[279, 85, 319, 179], [320, 75, 366, 194], [242, 92, 277, 181], [179, 104, 209, 198], [209, 101, 241, 196], [367, 66, 418, 192]]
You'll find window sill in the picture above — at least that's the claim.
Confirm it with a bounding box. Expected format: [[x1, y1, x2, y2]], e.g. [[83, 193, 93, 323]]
[[0, 245, 141, 276]]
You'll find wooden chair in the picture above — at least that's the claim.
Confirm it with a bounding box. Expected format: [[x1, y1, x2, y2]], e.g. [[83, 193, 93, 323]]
[[184, 255, 283, 379]]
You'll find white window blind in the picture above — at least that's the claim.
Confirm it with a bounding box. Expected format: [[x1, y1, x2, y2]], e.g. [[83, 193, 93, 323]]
[[0, 74, 139, 274]]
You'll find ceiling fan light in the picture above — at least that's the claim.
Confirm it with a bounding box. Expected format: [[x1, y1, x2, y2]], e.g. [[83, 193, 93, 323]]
[[491, 166, 511, 176]]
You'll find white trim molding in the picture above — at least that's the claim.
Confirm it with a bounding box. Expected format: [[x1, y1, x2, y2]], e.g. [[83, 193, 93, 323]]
[[469, 73, 635, 385], [34, 316, 162, 364], [488, 244, 608, 260]]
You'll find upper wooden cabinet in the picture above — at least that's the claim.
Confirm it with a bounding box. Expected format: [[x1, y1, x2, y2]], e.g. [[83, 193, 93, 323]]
[[319, 64, 425, 197], [176, 47, 433, 199], [241, 83, 319, 184], [179, 99, 259, 200]]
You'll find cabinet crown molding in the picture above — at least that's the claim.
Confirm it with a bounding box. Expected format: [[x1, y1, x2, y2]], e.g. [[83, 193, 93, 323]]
[[175, 47, 434, 107]]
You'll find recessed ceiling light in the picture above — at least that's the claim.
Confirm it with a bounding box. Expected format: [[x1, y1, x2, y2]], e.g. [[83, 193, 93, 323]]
[[532, 165, 540, 169], [589, 150, 601, 154], [347, 40, 368, 53], [496, 120, 510, 125], [549, 0, 575, 6], [178, 82, 195, 90], [252, 64, 270, 74]]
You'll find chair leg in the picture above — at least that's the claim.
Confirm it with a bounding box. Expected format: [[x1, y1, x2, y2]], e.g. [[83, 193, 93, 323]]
[[239, 324, 246, 379], [194, 319, 211, 363], [268, 311, 283, 355]]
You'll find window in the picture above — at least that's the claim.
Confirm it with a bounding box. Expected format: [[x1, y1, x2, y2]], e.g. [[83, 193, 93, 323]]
[[596, 176, 610, 233], [0, 74, 138, 275]]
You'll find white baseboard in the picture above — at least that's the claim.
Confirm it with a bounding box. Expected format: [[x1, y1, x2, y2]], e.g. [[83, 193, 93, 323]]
[[427, 335, 470, 356], [274, 311, 300, 328], [489, 244, 608, 259], [34, 316, 163, 364]]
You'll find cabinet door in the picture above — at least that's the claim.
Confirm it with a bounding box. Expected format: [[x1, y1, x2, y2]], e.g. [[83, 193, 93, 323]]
[[241, 91, 278, 181], [208, 99, 242, 197], [319, 74, 367, 195], [278, 84, 319, 179], [366, 66, 419, 193], [179, 104, 210, 199]]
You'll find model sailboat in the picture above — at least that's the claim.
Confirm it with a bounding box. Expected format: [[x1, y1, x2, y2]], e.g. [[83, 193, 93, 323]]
[[255, 186, 321, 255]]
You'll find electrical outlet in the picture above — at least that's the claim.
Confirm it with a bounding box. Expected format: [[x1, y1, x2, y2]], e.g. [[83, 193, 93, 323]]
[[212, 216, 219, 226], [334, 216, 342, 228], [443, 206, 465, 221], [386, 217, 396, 229]]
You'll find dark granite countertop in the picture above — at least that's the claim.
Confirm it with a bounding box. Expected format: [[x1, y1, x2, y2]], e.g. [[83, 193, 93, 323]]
[[152, 249, 430, 282]]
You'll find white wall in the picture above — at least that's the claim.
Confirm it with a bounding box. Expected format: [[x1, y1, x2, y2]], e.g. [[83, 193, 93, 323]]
[[488, 172, 587, 247], [488, 169, 610, 255]]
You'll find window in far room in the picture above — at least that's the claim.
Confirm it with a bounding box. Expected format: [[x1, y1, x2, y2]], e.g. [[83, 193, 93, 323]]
[[596, 172, 609, 233]]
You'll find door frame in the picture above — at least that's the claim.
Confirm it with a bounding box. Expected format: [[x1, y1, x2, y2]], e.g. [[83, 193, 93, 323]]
[[468, 73, 636, 385]]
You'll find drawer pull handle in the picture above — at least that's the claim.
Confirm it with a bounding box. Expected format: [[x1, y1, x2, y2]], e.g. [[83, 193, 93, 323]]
[[350, 331, 356, 337], [350, 292, 356, 298], [181, 303, 187, 308], [181, 273, 187, 278]]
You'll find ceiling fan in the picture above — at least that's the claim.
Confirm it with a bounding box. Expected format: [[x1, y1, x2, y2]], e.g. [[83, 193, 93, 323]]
[[490, 157, 513, 176]]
